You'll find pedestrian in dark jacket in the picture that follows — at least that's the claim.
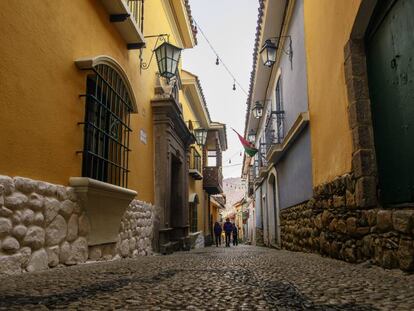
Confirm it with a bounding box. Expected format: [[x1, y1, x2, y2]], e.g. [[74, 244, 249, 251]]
[[214, 222, 222, 247], [232, 225, 238, 246], [223, 218, 233, 247]]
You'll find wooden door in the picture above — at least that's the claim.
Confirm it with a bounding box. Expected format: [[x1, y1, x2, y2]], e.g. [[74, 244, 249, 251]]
[[366, 0, 414, 204]]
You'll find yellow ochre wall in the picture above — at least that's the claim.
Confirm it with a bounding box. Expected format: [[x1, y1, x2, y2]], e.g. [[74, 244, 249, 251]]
[[0, 0, 186, 203], [181, 90, 206, 232], [303, 0, 361, 186]]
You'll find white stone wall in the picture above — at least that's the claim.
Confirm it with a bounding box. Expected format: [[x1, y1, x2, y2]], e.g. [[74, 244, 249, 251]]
[[89, 200, 154, 260], [0, 175, 155, 275]]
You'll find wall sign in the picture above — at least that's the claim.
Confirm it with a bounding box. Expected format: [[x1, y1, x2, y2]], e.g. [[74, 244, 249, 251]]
[[140, 129, 147, 145]]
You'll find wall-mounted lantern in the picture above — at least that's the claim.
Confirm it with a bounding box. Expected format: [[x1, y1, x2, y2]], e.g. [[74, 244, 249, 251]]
[[154, 41, 182, 79], [252, 101, 264, 119], [259, 36, 293, 68], [260, 39, 277, 67], [140, 34, 182, 80], [194, 128, 208, 146]]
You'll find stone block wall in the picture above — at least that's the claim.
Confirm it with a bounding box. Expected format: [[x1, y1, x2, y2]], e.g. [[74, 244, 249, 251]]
[[280, 174, 414, 271], [0, 175, 155, 275], [89, 200, 154, 261]]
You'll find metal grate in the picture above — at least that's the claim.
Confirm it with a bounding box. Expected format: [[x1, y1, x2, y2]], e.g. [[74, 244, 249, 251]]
[[264, 110, 285, 153], [80, 64, 133, 188], [264, 78, 285, 154]]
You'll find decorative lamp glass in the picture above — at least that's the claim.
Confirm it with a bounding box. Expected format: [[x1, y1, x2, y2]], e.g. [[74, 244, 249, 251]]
[[252, 101, 264, 119], [260, 39, 277, 67], [194, 128, 208, 146], [154, 41, 182, 79]]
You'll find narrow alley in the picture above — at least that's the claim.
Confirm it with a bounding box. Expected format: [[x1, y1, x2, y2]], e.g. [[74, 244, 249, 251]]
[[0, 246, 413, 310], [1, 0, 414, 309]]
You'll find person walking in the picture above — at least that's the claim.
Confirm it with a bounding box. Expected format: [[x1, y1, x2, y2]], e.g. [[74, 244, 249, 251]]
[[213, 222, 222, 247], [223, 218, 233, 247], [232, 224, 238, 246]]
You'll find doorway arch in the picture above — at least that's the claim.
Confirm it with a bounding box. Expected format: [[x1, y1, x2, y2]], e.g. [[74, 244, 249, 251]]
[[267, 168, 280, 247]]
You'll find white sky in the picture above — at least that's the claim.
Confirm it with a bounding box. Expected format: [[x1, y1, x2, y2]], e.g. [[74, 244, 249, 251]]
[[182, 0, 258, 178]]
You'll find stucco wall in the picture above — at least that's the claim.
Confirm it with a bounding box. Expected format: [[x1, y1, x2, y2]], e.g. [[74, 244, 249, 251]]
[[277, 128, 313, 209], [275, 0, 308, 131], [0, 0, 185, 203], [304, 0, 361, 186], [181, 88, 206, 234], [271, 0, 313, 209]]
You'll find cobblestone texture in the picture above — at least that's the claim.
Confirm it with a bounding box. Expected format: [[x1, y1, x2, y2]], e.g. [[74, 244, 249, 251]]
[[0, 245, 413, 310]]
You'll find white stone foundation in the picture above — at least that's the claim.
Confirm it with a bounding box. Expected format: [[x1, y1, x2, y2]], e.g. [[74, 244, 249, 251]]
[[0, 175, 155, 275]]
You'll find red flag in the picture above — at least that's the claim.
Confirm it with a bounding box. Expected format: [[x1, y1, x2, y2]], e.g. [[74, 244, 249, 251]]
[[232, 128, 258, 157]]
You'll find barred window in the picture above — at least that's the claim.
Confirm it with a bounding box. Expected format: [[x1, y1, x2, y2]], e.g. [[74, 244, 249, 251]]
[[82, 64, 133, 187]]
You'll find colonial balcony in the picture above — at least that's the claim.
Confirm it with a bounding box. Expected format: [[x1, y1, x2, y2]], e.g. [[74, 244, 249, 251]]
[[100, 0, 145, 49], [203, 166, 223, 194]]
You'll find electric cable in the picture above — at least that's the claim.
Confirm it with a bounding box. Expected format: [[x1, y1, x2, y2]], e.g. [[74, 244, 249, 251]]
[[194, 19, 248, 96]]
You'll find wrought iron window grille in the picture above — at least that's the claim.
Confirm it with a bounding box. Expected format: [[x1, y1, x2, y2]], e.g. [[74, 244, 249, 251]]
[[77, 64, 133, 188], [263, 110, 285, 152]]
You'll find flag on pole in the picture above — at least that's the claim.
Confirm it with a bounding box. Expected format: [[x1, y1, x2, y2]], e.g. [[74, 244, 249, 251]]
[[232, 128, 258, 157]]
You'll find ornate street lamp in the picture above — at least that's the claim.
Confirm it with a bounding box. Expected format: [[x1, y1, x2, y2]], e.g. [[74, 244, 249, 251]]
[[154, 41, 182, 79], [260, 39, 277, 67], [252, 101, 264, 119], [194, 128, 208, 146], [140, 34, 182, 80]]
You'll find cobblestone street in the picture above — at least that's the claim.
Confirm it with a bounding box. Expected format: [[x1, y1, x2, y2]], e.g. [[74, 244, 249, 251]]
[[0, 245, 413, 310]]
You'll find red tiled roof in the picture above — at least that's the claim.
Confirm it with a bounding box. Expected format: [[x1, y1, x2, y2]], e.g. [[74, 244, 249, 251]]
[[184, 0, 198, 45]]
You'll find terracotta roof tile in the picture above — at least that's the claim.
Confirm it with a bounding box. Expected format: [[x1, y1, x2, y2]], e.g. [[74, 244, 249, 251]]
[[243, 0, 265, 137], [184, 0, 198, 45]]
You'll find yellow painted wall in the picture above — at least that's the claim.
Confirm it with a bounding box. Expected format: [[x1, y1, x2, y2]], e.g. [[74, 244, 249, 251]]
[[0, 0, 188, 203], [181, 88, 206, 232], [304, 0, 361, 186]]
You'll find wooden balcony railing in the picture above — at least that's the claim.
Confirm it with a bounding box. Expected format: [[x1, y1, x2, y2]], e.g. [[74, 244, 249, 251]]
[[203, 166, 223, 194]]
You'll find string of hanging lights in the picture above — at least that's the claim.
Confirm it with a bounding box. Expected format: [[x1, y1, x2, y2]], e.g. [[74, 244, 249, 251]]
[[194, 19, 248, 95], [223, 149, 244, 165]]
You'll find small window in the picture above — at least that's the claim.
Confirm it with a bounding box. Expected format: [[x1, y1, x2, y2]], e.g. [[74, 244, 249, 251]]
[[82, 64, 133, 187], [207, 150, 217, 167]]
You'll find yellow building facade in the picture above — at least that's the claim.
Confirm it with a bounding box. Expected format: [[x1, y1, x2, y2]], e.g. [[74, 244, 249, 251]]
[[0, 0, 196, 203], [0, 0, 222, 274], [304, 0, 361, 186]]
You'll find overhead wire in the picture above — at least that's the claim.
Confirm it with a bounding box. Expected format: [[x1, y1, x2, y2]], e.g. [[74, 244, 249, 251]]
[[193, 19, 249, 96], [223, 163, 243, 168]]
